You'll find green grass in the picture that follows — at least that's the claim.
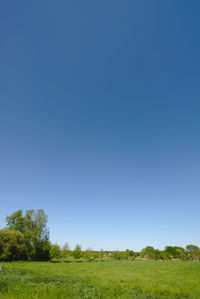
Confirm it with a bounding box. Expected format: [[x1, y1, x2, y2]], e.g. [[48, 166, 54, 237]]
[[0, 260, 200, 298]]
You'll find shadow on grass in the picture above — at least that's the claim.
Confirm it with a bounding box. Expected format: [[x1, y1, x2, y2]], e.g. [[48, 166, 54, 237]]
[[52, 259, 125, 264]]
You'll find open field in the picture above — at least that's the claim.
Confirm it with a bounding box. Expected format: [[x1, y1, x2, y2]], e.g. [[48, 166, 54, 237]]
[[0, 260, 200, 298]]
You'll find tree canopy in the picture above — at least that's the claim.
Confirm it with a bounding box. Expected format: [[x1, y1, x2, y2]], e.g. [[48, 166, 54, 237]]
[[5, 209, 50, 261]]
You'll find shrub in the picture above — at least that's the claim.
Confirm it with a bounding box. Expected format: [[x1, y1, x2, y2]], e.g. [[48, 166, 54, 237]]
[[0, 229, 26, 261]]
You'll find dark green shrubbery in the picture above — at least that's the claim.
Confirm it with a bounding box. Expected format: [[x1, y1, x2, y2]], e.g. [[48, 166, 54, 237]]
[[0, 229, 26, 261]]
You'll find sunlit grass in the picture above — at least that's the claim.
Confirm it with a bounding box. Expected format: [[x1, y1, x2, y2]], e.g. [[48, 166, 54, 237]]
[[0, 260, 200, 298]]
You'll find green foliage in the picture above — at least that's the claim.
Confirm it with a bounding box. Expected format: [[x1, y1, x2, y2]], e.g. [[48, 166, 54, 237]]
[[160, 250, 171, 260], [174, 247, 187, 260], [73, 244, 82, 260], [129, 250, 135, 259], [112, 250, 130, 260], [99, 248, 104, 259], [5, 209, 50, 261], [84, 249, 93, 261], [186, 245, 200, 261], [50, 244, 61, 261], [34, 239, 51, 261], [6, 210, 24, 232], [62, 242, 70, 251], [113, 250, 121, 260], [165, 246, 177, 259], [61, 242, 71, 260], [6, 209, 49, 239], [124, 249, 129, 259], [0, 229, 26, 261], [141, 246, 187, 261], [93, 252, 98, 259], [142, 246, 156, 259]]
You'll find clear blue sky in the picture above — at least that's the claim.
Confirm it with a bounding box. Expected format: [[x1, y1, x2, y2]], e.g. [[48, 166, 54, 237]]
[[0, 1, 200, 251]]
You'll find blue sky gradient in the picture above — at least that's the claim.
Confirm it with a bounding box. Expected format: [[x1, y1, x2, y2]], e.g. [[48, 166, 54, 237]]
[[0, 1, 200, 251]]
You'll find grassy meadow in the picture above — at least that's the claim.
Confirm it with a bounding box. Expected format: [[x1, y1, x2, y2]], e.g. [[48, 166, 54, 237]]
[[0, 260, 200, 298]]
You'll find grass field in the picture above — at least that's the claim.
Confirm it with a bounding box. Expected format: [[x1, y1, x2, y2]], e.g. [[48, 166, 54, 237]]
[[0, 260, 200, 298]]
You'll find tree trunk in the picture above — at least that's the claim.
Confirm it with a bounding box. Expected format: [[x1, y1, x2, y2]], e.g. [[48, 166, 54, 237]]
[[0, 263, 4, 272]]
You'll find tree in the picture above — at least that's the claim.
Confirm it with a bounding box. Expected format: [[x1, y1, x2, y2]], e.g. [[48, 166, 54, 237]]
[[124, 249, 129, 259], [160, 250, 170, 260], [0, 229, 26, 261], [142, 246, 156, 259], [84, 248, 93, 261], [113, 251, 121, 260], [6, 209, 49, 239], [73, 244, 82, 260], [93, 252, 98, 260], [50, 244, 61, 261], [6, 209, 50, 261], [164, 246, 177, 259], [129, 250, 135, 259], [186, 245, 200, 261], [154, 249, 161, 260], [174, 247, 186, 261], [99, 249, 104, 259], [34, 239, 51, 261], [6, 210, 24, 233], [61, 242, 71, 260]]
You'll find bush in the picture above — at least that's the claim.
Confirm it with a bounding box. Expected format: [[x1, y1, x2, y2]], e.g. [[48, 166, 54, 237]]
[[50, 244, 61, 261], [0, 229, 26, 261]]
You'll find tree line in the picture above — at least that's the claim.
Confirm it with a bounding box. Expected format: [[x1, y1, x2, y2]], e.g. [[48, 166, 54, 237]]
[[0, 209, 200, 262]]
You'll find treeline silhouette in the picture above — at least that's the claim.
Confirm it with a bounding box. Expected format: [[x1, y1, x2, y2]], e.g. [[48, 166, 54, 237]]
[[0, 210, 199, 262]]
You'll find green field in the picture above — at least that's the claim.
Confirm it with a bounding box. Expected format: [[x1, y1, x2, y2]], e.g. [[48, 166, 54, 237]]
[[0, 260, 200, 298]]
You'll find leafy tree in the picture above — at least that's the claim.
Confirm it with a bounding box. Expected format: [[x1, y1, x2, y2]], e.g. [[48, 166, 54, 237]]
[[186, 245, 200, 261], [113, 251, 121, 260], [154, 249, 161, 260], [112, 250, 130, 260], [174, 247, 186, 261], [0, 229, 26, 261], [34, 239, 51, 261], [63, 242, 70, 251], [142, 246, 156, 259], [164, 246, 177, 259], [124, 249, 129, 259], [61, 242, 71, 260], [6, 210, 24, 232], [99, 249, 104, 259], [160, 250, 170, 260], [129, 250, 135, 259], [93, 252, 98, 259], [6, 209, 50, 261], [50, 244, 61, 261], [84, 249, 93, 261], [73, 244, 82, 260]]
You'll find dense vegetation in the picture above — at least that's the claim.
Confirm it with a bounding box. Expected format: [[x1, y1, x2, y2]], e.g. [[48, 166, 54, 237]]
[[1, 260, 200, 298], [0, 209, 200, 262], [0, 210, 50, 261]]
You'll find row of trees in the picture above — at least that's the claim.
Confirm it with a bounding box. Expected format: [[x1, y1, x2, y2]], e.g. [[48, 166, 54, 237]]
[[140, 245, 200, 261], [45, 245, 200, 262], [1, 209, 200, 262], [50, 244, 104, 261]]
